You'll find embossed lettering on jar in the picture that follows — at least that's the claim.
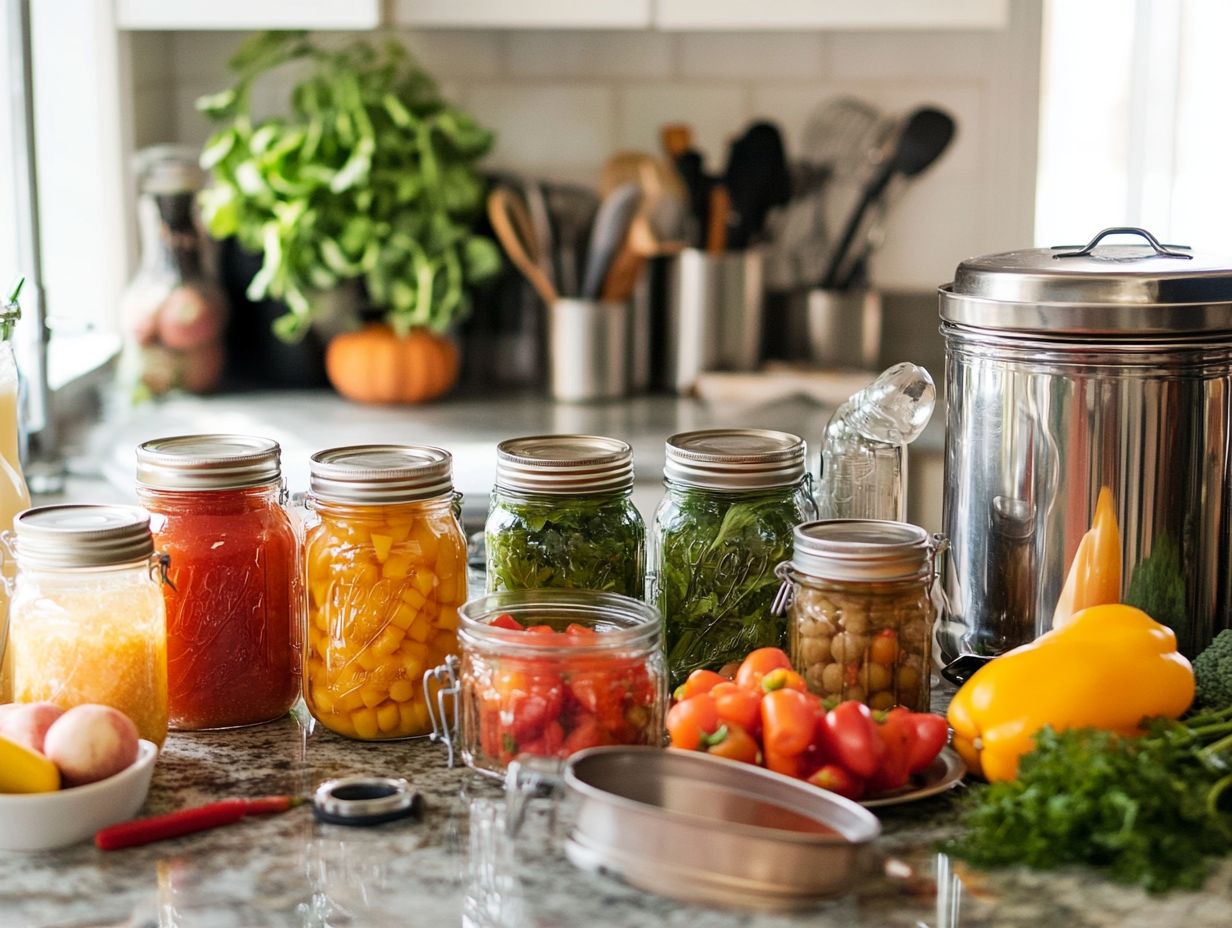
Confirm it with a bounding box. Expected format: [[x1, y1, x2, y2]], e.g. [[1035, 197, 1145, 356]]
[[137, 435, 300, 730], [303, 445, 467, 740]]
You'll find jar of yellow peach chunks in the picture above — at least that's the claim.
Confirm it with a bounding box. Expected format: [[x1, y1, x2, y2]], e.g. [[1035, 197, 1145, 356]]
[[304, 445, 467, 740]]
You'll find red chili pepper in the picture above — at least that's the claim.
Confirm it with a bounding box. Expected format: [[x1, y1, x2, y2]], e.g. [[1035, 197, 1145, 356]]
[[673, 668, 727, 702], [95, 796, 300, 850], [760, 667, 808, 694], [761, 688, 817, 757], [906, 713, 950, 774], [734, 647, 793, 691], [666, 693, 721, 750], [710, 681, 762, 735], [867, 707, 917, 793], [809, 764, 865, 801], [705, 723, 760, 765]]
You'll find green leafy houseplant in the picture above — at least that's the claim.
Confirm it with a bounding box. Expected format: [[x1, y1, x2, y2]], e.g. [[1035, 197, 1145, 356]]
[[197, 31, 500, 340]]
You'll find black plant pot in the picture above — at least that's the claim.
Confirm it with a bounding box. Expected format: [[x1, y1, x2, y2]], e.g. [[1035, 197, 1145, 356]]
[[219, 238, 331, 389]]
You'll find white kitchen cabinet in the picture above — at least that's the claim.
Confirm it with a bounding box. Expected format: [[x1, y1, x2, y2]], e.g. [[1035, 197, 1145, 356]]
[[391, 0, 652, 30], [656, 0, 1009, 31], [115, 0, 381, 30]]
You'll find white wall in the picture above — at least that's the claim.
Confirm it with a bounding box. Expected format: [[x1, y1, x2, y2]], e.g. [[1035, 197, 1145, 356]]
[[130, 2, 1041, 294]]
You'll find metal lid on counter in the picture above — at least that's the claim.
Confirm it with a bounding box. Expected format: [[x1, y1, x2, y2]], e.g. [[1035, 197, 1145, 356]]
[[940, 226, 1232, 336], [665, 428, 805, 490], [496, 435, 634, 495], [309, 445, 454, 504], [136, 434, 281, 490], [14, 505, 154, 569], [790, 519, 936, 582]]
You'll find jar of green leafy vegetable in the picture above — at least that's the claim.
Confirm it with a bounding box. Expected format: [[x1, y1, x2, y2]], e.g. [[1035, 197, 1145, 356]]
[[485, 435, 645, 598], [650, 429, 816, 685]]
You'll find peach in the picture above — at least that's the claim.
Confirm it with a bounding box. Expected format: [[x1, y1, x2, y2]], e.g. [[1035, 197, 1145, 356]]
[[42, 705, 139, 787], [0, 702, 64, 753]]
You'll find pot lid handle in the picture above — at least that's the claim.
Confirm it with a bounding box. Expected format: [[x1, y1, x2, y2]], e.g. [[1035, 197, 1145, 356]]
[[1052, 226, 1192, 260]]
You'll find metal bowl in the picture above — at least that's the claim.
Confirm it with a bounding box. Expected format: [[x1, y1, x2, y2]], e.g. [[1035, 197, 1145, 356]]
[[561, 746, 881, 910]]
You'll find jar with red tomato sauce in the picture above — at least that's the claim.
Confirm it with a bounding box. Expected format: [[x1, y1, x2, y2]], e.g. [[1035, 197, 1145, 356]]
[[447, 590, 665, 776], [136, 435, 299, 730]]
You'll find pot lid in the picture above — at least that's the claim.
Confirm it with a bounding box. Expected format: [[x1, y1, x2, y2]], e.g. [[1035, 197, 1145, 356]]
[[940, 226, 1232, 335]]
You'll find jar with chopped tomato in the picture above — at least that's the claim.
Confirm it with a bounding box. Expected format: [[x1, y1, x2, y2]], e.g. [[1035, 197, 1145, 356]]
[[137, 435, 299, 730], [452, 590, 665, 776], [304, 445, 467, 740]]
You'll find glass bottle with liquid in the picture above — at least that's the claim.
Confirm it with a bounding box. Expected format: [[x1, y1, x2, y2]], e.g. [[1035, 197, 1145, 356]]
[[0, 280, 34, 700]]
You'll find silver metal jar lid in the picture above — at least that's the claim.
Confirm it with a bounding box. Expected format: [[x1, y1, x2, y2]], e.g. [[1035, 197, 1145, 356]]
[[496, 435, 633, 495], [790, 519, 933, 582], [309, 444, 453, 504], [13, 505, 154, 569], [940, 226, 1232, 335], [136, 434, 281, 490], [665, 429, 805, 490]]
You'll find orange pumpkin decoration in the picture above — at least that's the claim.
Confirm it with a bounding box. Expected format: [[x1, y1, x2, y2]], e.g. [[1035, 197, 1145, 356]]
[[325, 324, 460, 405]]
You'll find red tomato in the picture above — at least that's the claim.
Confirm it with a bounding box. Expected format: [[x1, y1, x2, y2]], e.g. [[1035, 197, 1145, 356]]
[[820, 701, 885, 779], [667, 694, 720, 750], [564, 623, 598, 638], [674, 669, 727, 701], [761, 688, 817, 757], [906, 712, 949, 774], [520, 719, 564, 757], [495, 666, 564, 739], [760, 667, 808, 693], [706, 724, 760, 764], [491, 613, 524, 631], [562, 715, 610, 755], [867, 707, 917, 793], [735, 648, 793, 691], [809, 763, 865, 800], [710, 682, 762, 735], [525, 625, 556, 636]]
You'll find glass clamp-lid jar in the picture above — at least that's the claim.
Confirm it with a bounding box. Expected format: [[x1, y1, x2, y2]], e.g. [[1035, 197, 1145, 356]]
[[137, 434, 300, 731], [775, 519, 947, 712], [651, 428, 816, 685], [304, 444, 468, 741], [425, 590, 665, 777], [6, 505, 170, 745], [486, 435, 645, 598]]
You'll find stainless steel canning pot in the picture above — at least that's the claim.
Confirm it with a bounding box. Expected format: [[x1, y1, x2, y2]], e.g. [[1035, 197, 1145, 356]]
[[938, 227, 1232, 668], [506, 746, 880, 911]]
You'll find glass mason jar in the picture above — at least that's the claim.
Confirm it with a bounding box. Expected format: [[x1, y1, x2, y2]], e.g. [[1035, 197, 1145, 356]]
[[303, 445, 467, 740], [445, 590, 665, 777], [486, 435, 644, 598], [779, 519, 945, 712], [7, 505, 169, 745], [650, 429, 816, 686], [136, 435, 299, 731]]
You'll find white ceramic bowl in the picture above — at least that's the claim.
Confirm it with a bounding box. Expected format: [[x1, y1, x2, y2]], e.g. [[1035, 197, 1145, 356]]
[[0, 740, 159, 851]]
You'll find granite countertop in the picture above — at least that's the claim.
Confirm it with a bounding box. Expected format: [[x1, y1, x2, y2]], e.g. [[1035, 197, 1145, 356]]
[[3, 701, 1231, 928]]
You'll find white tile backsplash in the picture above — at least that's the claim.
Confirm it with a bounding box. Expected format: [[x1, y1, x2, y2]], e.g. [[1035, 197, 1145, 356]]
[[130, 19, 1039, 288], [678, 32, 826, 80]]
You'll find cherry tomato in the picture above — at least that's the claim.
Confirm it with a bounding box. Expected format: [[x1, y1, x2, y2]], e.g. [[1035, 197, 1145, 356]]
[[867, 707, 917, 793], [761, 688, 818, 757], [906, 712, 949, 774], [706, 723, 760, 764], [760, 667, 808, 693], [820, 700, 885, 779], [735, 647, 793, 691], [674, 668, 727, 702], [491, 613, 524, 631], [667, 693, 720, 750], [809, 763, 865, 801], [869, 629, 899, 666], [710, 681, 762, 735]]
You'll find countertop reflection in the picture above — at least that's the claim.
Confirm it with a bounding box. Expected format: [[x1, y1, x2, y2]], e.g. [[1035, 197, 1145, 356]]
[[3, 703, 1230, 928]]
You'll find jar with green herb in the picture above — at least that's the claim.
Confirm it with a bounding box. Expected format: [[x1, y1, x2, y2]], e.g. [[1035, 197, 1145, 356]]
[[485, 436, 645, 598], [651, 429, 816, 685]]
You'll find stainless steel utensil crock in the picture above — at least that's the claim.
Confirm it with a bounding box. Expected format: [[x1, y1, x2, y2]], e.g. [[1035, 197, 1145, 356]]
[[938, 227, 1232, 665]]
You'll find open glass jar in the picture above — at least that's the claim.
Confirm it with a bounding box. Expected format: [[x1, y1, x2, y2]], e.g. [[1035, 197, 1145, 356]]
[[303, 445, 468, 740], [6, 505, 169, 744], [137, 434, 299, 730], [778, 519, 946, 712], [485, 435, 644, 598], [650, 429, 815, 685], [428, 590, 665, 777]]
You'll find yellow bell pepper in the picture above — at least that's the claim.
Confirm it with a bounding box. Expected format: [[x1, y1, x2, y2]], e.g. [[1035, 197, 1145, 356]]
[[1051, 486, 1122, 629], [947, 603, 1194, 782]]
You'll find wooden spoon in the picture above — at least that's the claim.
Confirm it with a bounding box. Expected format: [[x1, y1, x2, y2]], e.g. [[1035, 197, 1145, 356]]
[[487, 187, 558, 305]]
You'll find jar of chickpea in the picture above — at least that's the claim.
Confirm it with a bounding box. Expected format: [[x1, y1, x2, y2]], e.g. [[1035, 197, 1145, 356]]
[[778, 520, 945, 712], [303, 445, 467, 740]]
